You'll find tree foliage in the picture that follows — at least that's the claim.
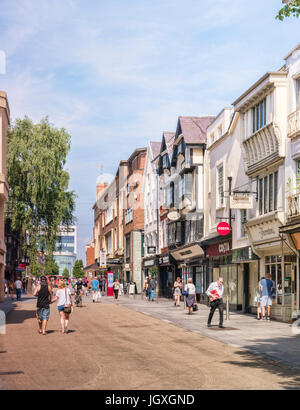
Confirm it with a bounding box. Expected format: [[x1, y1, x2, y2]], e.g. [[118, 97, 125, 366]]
[[6, 117, 76, 276], [44, 256, 59, 276], [72, 259, 84, 278], [277, 0, 300, 20], [63, 267, 70, 277]]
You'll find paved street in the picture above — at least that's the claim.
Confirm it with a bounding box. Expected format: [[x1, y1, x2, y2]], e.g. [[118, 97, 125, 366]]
[[1, 295, 300, 390]]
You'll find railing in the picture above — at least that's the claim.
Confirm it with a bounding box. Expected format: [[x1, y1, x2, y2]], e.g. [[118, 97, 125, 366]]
[[288, 108, 300, 139]]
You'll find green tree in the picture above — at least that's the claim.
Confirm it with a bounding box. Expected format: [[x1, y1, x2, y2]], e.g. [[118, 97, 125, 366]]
[[72, 259, 84, 278], [44, 256, 59, 276], [63, 267, 70, 278], [277, 0, 300, 20], [6, 117, 76, 282]]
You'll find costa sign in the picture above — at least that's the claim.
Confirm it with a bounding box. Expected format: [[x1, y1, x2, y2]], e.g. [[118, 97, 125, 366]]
[[217, 222, 231, 236]]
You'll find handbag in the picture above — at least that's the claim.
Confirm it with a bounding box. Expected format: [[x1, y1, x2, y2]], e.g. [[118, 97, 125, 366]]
[[193, 303, 198, 312], [64, 288, 72, 314], [182, 285, 189, 296]]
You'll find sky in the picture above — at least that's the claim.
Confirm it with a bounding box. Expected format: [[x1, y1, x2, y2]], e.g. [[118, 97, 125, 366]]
[[0, 0, 300, 263]]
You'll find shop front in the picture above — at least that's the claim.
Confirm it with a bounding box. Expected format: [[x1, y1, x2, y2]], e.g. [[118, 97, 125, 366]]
[[232, 246, 259, 313], [247, 214, 296, 321], [169, 243, 205, 302], [205, 239, 244, 311], [142, 256, 159, 283], [106, 258, 122, 280], [158, 254, 177, 298]]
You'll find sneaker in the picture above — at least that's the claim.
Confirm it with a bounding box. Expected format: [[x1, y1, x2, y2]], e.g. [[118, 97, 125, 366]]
[[262, 316, 266, 320], [267, 316, 271, 321], [257, 317, 261, 320], [219, 325, 225, 329], [207, 323, 212, 328]]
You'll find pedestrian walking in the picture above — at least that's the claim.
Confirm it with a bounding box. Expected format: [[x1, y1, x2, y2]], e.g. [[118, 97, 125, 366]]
[[112, 278, 120, 303], [254, 278, 263, 320], [206, 277, 225, 328], [184, 278, 197, 315], [147, 275, 156, 302], [143, 276, 149, 300], [14, 277, 23, 301], [91, 276, 100, 303], [173, 277, 182, 307], [22, 277, 27, 294], [260, 273, 274, 321], [52, 279, 73, 334], [33, 275, 53, 335], [8, 280, 14, 300], [83, 277, 88, 296]]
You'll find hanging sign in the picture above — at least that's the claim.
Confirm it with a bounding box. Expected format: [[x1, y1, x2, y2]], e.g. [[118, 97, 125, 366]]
[[217, 222, 231, 236], [230, 193, 253, 209]]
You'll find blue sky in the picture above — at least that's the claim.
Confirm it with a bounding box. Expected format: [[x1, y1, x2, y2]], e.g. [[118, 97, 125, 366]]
[[0, 0, 299, 262]]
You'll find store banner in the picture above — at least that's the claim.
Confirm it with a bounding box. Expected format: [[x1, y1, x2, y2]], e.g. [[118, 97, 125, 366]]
[[107, 271, 114, 296]]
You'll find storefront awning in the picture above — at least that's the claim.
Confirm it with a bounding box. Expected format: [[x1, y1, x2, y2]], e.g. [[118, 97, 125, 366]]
[[170, 243, 204, 261]]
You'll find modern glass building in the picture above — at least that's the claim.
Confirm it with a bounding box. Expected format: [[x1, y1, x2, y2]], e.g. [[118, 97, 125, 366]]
[[53, 226, 77, 277]]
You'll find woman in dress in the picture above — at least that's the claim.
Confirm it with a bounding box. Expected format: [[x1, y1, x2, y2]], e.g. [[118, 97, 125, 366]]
[[173, 277, 182, 307], [52, 279, 73, 333], [184, 278, 197, 315]]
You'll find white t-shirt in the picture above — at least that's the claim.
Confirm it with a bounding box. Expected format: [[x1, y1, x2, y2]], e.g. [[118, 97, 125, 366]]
[[185, 283, 196, 295], [15, 280, 22, 289], [56, 288, 72, 306]]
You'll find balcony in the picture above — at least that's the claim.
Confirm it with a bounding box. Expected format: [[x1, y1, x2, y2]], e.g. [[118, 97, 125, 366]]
[[242, 122, 283, 176], [288, 108, 300, 139]]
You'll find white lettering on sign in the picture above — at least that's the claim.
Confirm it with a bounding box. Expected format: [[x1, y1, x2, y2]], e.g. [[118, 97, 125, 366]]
[[219, 243, 230, 253]]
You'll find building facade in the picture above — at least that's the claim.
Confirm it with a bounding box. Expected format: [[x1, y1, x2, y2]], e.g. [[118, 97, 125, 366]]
[[142, 141, 161, 281], [53, 225, 77, 276], [0, 91, 9, 302]]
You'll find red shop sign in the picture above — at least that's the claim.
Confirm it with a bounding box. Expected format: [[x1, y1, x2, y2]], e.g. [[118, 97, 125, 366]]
[[217, 222, 231, 236]]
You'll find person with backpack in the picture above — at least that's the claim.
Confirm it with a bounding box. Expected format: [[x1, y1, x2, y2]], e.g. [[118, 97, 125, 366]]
[[260, 273, 274, 321]]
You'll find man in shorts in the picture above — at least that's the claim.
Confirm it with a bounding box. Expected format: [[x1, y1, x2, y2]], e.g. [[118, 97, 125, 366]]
[[260, 273, 274, 321], [91, 277, 100, 303]]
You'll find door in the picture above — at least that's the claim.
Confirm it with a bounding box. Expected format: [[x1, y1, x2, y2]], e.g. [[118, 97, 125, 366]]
[[243, 263, 249, 313]]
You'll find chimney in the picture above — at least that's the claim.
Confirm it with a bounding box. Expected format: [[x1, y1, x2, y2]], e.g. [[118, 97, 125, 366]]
[[96, 182, 108, 200]]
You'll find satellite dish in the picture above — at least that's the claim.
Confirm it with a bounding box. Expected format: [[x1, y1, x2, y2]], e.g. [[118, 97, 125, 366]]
[[168, 210, 181, 221]]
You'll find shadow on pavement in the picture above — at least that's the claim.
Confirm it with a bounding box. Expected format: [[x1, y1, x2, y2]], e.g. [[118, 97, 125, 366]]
[[224, 336, 300, 390], [6, 309, 36, 325]]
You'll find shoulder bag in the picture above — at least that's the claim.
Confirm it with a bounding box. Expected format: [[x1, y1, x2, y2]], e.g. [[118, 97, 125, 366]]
[[64, 288, 72, 314]]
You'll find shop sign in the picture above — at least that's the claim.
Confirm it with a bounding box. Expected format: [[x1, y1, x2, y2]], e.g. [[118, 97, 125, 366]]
[[230, 193, 253, 209], [144, 259, 155, 267], [100, 251, 106, 268], [249, 219, 281, 243], [206, 241, 232, 258], [159, 256, 170, 265], [147, 246, 156, 254], [217, 222, 231, 236], [218, 242, 230, 253], [232, 247, 259, 263]]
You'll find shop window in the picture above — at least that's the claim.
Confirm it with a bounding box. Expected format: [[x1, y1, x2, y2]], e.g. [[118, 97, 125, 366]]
[[217, 164, 224, 208], [265, 255, 282, 305]]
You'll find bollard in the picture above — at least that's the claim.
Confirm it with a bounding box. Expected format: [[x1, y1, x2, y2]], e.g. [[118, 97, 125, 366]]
[[226, 296, 230, 320]]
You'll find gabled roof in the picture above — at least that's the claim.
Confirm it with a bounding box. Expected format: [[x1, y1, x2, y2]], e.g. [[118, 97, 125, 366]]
[[160, 131, 175, 154], [149, 141, 161, 160], [175, 116, 215, 144]]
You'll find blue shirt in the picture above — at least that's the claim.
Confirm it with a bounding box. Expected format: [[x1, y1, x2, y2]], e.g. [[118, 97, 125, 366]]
[[91, 279, 99, 291], [260, 278, 273, 297]]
